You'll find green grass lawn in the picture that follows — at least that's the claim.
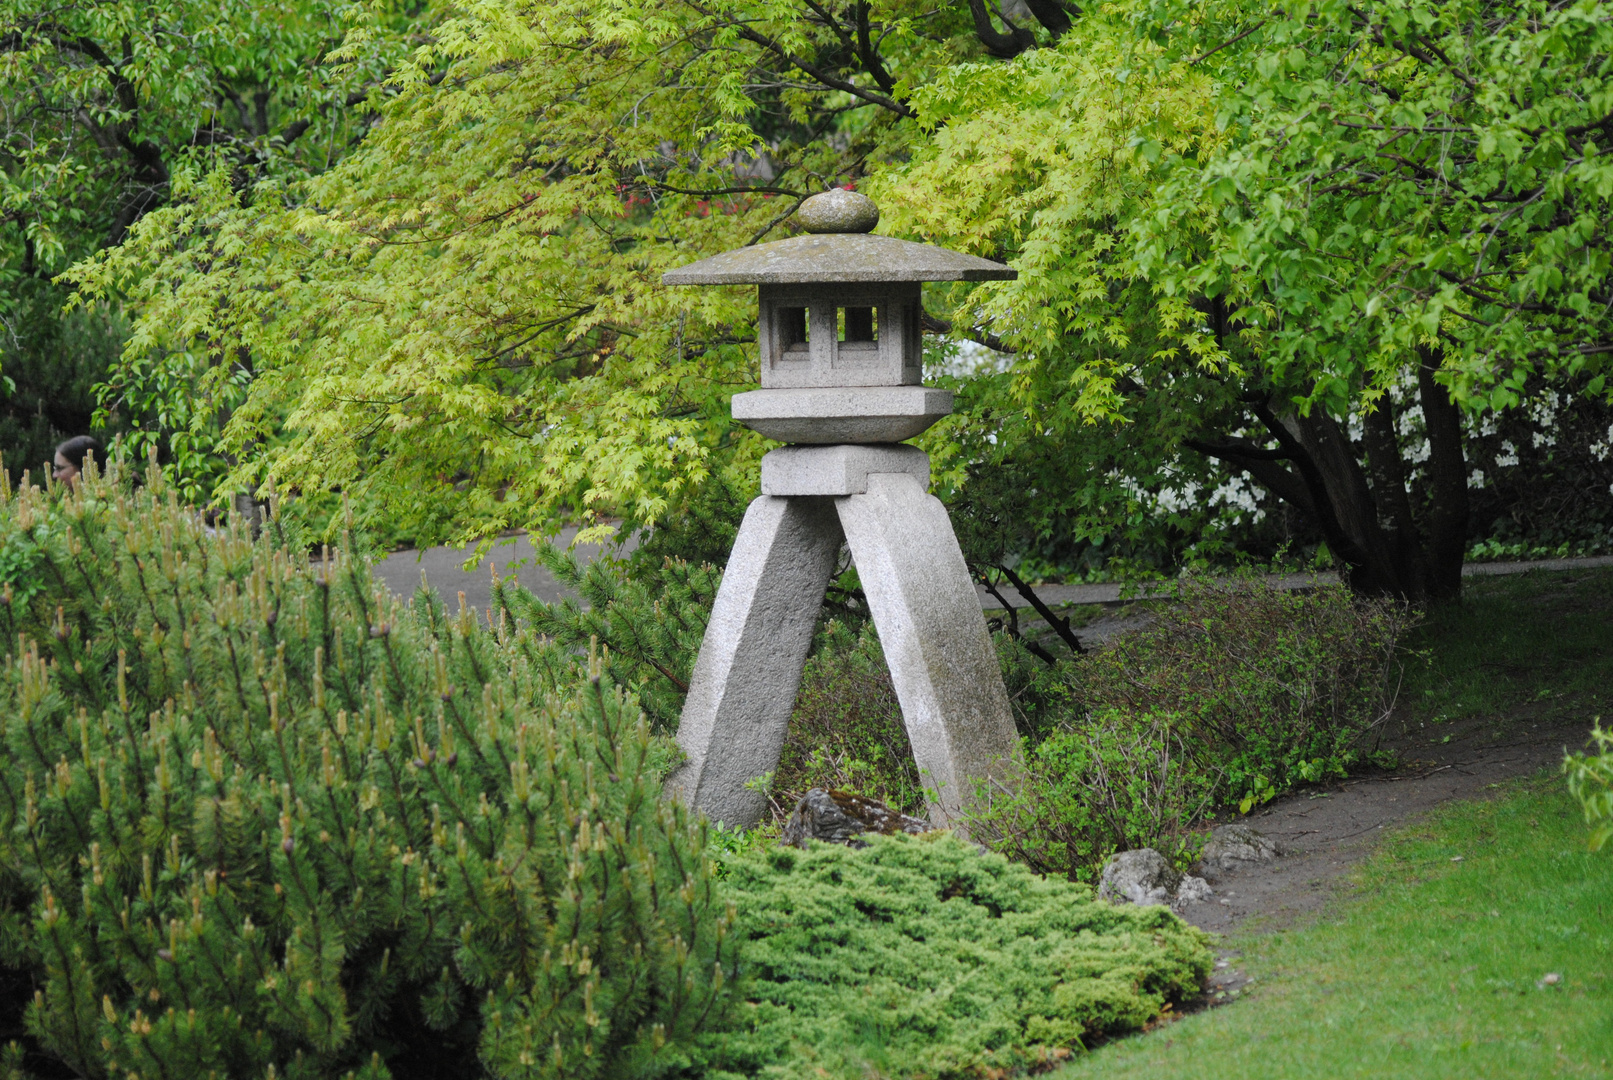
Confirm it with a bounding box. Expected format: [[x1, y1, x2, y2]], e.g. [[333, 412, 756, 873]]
[[1050, 774, 1613, 1079], [1402, 567, 1613, 728]]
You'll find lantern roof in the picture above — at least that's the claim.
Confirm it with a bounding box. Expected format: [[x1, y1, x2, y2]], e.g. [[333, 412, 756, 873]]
[[662, 190, 1016, 285]]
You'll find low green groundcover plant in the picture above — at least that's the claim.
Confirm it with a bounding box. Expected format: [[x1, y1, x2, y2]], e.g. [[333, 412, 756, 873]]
[[694, 833, 1212, 1079]]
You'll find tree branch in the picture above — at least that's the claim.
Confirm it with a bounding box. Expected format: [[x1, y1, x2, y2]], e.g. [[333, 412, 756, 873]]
[[650, 182, 806, 199], [853, 1, 899, 96], [921, 309, 1014, 354], [1020, 0, 1073, 40], [1189, 19, 1267, 64], [1182, 437, 1290, 462], [686, 3, 916, 118], [996, 562, 1084, 655], [966, 0, 1035, 59]]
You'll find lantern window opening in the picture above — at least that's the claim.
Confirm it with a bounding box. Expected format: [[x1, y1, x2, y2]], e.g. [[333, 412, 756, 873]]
[[779, 306, 809, 355], [839, 306, 876, 345]]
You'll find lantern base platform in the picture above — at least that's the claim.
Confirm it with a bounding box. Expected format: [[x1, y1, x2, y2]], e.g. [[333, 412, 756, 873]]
[[731, 386, 952, 444]]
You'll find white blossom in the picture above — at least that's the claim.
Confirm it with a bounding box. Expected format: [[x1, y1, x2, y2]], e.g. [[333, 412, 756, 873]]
[[1396, 404, 1426, 437]]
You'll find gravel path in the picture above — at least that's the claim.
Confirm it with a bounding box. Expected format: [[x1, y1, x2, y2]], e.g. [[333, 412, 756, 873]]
[[370, 526, 640, 613], [375, 531, 1613, 619]]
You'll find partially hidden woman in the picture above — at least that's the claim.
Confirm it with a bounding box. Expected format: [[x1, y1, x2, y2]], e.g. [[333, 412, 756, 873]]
[[52, 435, 104, 490]]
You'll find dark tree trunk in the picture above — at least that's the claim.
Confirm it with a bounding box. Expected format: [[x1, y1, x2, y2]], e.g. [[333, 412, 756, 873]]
[[1187, 358, 1471, 605], [1417, 347, 1469, 601], [1361, 394, 1429, 599], [1280, 407, 1408, 597], [967, 0, 1036, 57]]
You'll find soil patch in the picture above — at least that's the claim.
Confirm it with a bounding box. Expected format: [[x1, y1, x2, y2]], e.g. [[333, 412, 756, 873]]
[[1170, 567, 1613, 940], [1172, 702, 1598, 1011]]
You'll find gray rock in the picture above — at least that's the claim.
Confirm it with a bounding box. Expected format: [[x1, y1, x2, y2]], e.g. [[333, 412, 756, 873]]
[[1099, 848, 1180, 906], [1198, 823, 1279, 873], [782, 788, 929, 848], [1099, 849, 1217, 910], [794, 189, 880, 234], [1174, 874, 1214, 906]]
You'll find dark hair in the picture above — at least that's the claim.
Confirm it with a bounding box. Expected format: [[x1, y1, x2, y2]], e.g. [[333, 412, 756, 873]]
[[54, 435, 105, 472]]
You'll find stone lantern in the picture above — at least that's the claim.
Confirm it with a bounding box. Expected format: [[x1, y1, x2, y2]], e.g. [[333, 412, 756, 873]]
[[661, 189, 1022, 831]]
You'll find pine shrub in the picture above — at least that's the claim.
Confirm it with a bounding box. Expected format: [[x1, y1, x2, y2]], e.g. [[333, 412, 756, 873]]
[[496, 473, 754, 733], [0, 463, 737, 1079], [499, 547, 719, 734], [694, 832, 1212, 1079]]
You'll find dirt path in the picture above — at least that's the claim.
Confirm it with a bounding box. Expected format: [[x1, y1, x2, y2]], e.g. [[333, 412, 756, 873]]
[[1168, 703, 1596, 1006], [1177, 710, 1590, 935]]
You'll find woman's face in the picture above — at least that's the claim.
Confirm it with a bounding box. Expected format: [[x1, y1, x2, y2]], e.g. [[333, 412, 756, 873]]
[[53, 452, 79, 488]]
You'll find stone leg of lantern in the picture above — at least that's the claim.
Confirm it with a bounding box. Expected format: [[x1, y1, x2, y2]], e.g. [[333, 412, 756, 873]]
[[666, 444, 1022, 832], [663, 492, 845, 828]]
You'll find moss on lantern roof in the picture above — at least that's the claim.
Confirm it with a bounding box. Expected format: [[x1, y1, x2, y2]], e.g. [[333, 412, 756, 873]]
[[662, 232, 1017, 285]]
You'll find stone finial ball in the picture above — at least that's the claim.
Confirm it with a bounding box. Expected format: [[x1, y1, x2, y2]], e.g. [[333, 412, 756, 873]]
[[795, 189, 879, 234]]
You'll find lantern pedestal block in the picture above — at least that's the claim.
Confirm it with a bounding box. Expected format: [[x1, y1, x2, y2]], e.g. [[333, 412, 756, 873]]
[[760, 443, 929, 496], [665, 451, 1021, 832]]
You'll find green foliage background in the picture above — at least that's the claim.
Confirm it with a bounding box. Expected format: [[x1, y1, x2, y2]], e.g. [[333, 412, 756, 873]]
[[0, 0, 425, 501]]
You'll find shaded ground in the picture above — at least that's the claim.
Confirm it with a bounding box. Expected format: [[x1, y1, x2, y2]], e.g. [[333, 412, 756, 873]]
[[1180, 718, 1591, 938]]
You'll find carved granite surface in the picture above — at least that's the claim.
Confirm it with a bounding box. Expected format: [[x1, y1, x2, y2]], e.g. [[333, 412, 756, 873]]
[[662, 232, 1017, 284]]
